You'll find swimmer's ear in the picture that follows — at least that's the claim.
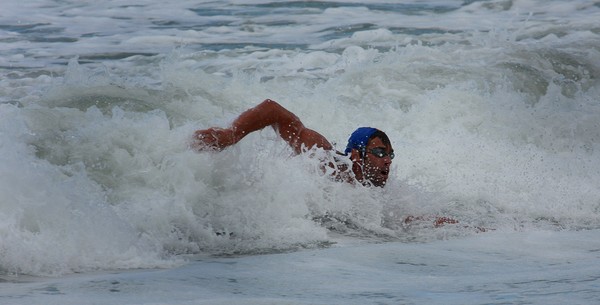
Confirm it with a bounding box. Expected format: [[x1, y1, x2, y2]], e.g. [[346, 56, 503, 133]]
[[350, 149, 363, 163]]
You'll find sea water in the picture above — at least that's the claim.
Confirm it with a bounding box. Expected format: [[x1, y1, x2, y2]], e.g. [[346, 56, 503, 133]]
[[1, 0, 600, 304]]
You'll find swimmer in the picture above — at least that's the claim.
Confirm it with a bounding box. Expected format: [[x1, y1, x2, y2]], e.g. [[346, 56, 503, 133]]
[[192, 99, 394, 187], [192, 99, 464, 229]]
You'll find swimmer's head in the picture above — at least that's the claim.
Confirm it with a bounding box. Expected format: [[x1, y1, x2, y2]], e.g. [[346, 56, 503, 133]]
[[345, 127, 393, 187]]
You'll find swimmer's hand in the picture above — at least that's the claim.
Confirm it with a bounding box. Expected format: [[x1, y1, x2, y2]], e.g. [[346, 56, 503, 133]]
[[404, 216, 458, 228], [433, 216, 459, 227], [192, 127, 237, 151], [404, 215, 458, 227], [404, 216, 488, 232]]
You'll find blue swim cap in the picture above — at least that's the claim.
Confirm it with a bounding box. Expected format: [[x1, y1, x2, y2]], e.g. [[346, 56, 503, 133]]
[[344, 127, 378, 155]]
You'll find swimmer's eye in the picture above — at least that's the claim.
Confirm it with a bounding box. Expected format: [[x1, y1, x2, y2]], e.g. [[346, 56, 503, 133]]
[[367, 148, 394, 159]]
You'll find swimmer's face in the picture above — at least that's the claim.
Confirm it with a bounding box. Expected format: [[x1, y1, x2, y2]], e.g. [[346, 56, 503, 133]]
[[344, 138, 394, 187], [361, 137, 393, 187]]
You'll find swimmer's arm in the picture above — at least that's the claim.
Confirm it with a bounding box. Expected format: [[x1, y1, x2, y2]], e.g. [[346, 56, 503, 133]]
[[193, 99, 333, 153]]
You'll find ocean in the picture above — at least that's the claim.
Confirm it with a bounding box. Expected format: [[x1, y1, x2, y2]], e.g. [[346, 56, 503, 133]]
[[1, 0, 600, 304]]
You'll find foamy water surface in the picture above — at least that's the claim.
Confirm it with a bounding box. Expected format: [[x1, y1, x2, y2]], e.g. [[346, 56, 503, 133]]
[[1, 1, 600, 303]]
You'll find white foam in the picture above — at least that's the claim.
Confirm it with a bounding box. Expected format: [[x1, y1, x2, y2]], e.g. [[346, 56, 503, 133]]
[[2, 0, 600, 277]]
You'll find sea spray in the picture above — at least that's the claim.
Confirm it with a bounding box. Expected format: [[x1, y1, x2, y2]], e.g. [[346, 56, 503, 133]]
[[2, 0, 600, 278]]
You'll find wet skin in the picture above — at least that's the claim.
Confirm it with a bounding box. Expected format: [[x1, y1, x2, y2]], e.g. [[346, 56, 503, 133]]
[[351, 137, 393, 187]]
